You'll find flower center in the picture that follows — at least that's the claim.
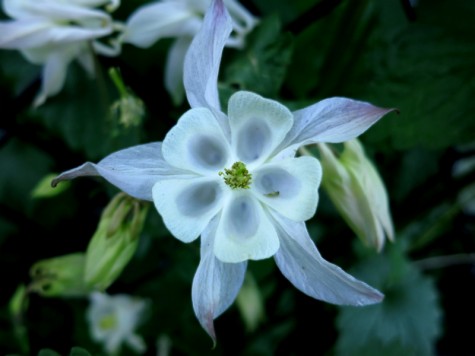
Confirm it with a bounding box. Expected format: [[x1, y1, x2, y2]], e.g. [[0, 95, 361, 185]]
[[98, 313, 118, 330], [219, 161, 252, 189]]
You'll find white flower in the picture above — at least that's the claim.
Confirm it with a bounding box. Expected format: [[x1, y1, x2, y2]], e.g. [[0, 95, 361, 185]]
[[0, 0, 122, 106], [87, 292, 147, 355], [54, 0, 394, 341], [317, 140, 394, 252], [122, 0, 258, 104]]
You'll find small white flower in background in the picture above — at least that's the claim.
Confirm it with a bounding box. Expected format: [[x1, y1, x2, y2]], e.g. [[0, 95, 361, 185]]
[[54, 0, 394, 341], [317, 140, 394, 252], [122, 0, 258, 104], [0, 0, 122, 106], [87, 292, 147, 355]]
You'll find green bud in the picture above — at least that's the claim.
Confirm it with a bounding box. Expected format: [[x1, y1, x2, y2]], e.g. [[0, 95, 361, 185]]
[[84, 193, 149, 291], [109, 67, 145, 129], [318, 140, 394, 252], [236, 273, 265, 332], [29, 253, 89, 297], [9, 285, 30, 354]]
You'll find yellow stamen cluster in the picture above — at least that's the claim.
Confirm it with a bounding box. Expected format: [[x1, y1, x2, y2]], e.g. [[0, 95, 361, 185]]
[[219, 161, 252, 189]]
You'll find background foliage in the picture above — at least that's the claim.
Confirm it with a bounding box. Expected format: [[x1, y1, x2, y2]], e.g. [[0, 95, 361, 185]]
[[1, 0, 474, 355]]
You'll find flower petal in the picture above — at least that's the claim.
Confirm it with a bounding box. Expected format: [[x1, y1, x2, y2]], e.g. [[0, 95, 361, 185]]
[[34, 48, 77, 106], [278, 97, 395, 156], [184, 0, 232, 113], [228, 91, 293, 166], [192, 216, 247, 342], [152, 177, 224, 243], [123, 2, 200, 48], [0, 19, 111, 49], [162, 107, 231, 175], [4, 0, 113, 22], [164, 37, 192, 106], [214, 193, 279, 262], [271, 212, 384, 305], [223, 0, 259, 48], [253, 156, 321, 222], [52, 142, 189, 201]]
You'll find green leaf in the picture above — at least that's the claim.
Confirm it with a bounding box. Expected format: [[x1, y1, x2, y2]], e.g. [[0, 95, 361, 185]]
[[37, 349, 60, 356], [69, 347, 92, 356], [0, 139, 53, 213], [356, 0, 475, 150], [30, 63, 142, 160], [0, 51, 39, 96], [336, 245, 442, 355], [223, 15, 293, 99]]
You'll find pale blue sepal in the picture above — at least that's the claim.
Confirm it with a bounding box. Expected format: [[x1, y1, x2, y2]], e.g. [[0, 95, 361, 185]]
[[271, 212, 384, 306], [192, 216, 247, 343], [52, 142, 191, 201], [276, 97, 395, 158], [183, 0, 232, 136]]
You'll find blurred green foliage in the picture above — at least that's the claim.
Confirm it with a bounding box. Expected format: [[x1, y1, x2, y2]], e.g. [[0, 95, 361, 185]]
[[1, 0, 474, 355]]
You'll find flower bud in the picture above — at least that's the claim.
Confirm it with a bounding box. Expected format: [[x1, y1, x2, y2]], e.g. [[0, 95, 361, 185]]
[[109, 68, 145, 130], [29, 253, 89, 297], [318, 140, 394, 251], [84, 193, 149, 291], [236, 273, 265, 332]]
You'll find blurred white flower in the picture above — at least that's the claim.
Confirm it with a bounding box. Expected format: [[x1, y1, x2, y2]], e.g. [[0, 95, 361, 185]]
[[122, 0, 258, 104], [87, 292, 147, 355], [0, 0, 122, 106], [318, 140, 394, 251]]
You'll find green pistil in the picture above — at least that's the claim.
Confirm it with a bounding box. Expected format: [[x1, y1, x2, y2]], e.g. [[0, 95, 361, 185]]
[[99, 314, 118, 330], [219, 161, 252, 189]]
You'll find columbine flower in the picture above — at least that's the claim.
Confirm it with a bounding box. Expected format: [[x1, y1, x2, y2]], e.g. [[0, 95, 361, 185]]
[[122, 0, 258, 104], [317, 139, 394, 252], [87, 292, 147, 355], [0, 0, 122, 106], [54, 0, 394, 341]]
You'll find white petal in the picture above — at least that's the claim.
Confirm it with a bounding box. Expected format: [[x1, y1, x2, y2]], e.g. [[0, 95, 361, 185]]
[[52, 142, 190, 201], [152, 177, 224, 243], [223, 0, 258, 48], [124, 2, 200, 48], [0, 20, 50, 49], [192, 216, 247, 342], [0, 19, 111, 49], [214, 193, 279, 262], [271, 212, 384, 306], [253, 156, 321, 222], [228, 91, 293, 166], [4, 0, 112, 25], [76, 48, 95, 75], [126, 334, 146, 354], [164, 37, 192, 106], [278, 97, 395, 156], [184, 0, 232, 112], [162, 107, 231, 175], [34, 49, 76, 106]]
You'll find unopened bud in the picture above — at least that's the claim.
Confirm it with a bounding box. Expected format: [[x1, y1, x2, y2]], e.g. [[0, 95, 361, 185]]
[[84, 193, 149, 291], [318, 140, 394, 252], [109, 67, 145, 129], [236, 273, 265, 332], [29, 253, 89, 297]]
